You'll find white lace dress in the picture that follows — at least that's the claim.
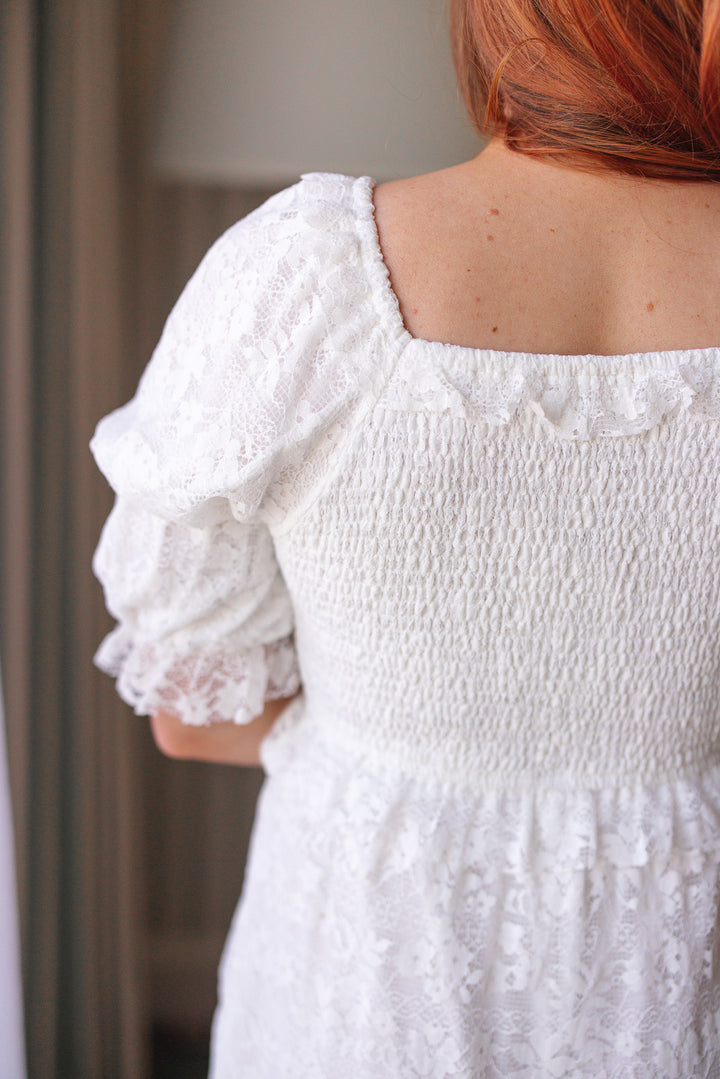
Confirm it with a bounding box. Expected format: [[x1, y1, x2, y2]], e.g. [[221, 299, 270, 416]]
[[91, 173, 720, 1079]]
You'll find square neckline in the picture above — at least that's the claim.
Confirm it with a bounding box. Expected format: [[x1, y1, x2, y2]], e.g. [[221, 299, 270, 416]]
[[325, 172, 720, 380]]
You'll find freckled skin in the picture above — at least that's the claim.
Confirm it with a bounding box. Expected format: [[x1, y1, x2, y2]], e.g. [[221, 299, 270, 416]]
[[370, 137, 720, 355]]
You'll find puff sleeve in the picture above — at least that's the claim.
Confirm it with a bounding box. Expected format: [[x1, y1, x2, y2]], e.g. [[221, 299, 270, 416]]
[[90, 183, 326, 727]]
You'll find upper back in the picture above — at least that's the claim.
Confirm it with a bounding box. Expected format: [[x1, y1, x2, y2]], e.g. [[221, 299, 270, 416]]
[[373, 139, 720, 359]]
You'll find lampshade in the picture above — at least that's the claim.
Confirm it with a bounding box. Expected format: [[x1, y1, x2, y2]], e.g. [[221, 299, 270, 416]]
[[153, 0, 480, 185]]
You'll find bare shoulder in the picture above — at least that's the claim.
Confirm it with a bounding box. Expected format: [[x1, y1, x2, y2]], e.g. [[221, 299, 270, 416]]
[[371, 163, 484, 344], [373, 167, 459, 214], [370, 146, 720, 356], [372, 163, 474, 249]]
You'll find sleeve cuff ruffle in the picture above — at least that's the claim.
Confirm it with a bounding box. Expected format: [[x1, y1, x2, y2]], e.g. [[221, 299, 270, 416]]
[[94, 627, 301, 726]]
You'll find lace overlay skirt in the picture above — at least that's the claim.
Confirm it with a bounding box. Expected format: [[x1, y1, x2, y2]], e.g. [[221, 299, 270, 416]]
[[208, 712, 720, 1079]]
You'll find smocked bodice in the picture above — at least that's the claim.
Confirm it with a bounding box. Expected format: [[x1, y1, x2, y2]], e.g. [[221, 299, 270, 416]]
[[274, 405, 720, 789]]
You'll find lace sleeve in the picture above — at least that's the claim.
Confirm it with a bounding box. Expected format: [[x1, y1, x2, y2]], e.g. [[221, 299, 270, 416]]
[[92, 496, 300, 726], [91, 175, 385, 724], [89, 184, 319, 725], [90, 183, 311, 529], [91, 176, 380, 530]]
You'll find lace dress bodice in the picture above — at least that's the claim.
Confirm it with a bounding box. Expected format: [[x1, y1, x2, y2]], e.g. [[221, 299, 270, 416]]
[[91, 173, 720, 1078]]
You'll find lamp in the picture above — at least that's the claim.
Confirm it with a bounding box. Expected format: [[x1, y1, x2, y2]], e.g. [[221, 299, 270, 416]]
[[153, 0, 480, 185]]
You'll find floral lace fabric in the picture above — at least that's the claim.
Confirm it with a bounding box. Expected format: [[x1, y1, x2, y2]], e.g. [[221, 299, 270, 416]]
[[211, 708, 720, 1079], [91, 173, 720, 1077], [92, 500, 300, 723]]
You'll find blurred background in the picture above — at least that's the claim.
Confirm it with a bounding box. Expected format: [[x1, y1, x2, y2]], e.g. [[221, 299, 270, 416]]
[[0, 1, 477, 1075]]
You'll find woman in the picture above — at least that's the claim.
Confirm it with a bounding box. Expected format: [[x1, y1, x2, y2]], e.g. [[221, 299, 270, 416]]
[[92, 1, 720, 1075]]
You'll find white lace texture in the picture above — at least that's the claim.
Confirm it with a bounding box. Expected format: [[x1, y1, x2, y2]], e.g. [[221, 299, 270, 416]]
[[380, 343, 720, 439], [211, 714, 720, 1079], [91, 173, 720, 1077], [92, 497, 300, 724]]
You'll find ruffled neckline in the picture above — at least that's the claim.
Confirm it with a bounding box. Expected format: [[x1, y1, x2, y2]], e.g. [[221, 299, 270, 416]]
[[306, 172, 720, 438]]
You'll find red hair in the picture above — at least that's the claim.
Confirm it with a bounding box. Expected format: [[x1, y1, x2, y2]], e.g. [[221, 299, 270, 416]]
[[450, 0, 720, 180]]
